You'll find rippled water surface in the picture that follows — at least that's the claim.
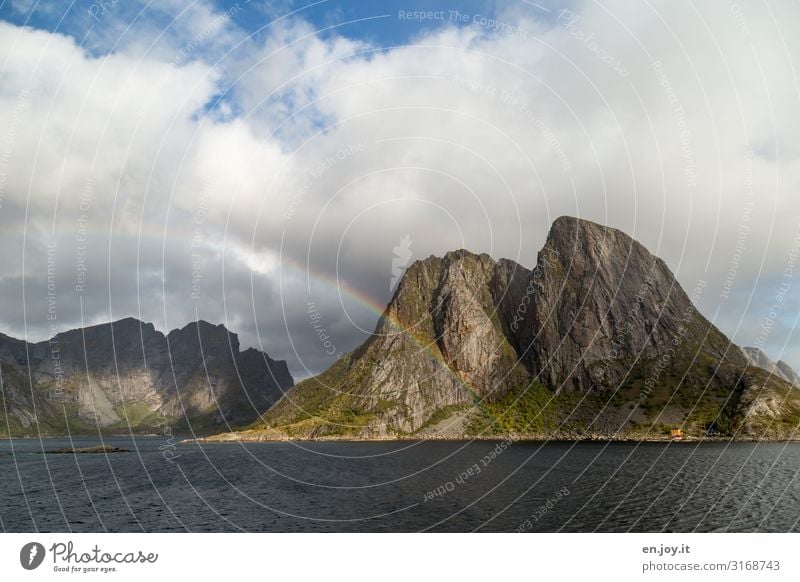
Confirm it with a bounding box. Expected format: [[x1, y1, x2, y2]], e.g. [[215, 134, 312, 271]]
[[1, 437, 798, 532]]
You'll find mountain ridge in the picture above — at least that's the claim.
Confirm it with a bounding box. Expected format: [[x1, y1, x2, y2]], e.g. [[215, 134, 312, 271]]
[[207, 216, 800, 442], [741, 347, 800, 386], [0, 317, 293, 436]]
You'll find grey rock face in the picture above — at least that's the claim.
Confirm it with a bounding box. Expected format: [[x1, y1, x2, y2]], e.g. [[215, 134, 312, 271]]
[[0, 318, 293, 435], [263, 250, 534, 436], [742, 347, 800, 385], [519, 217, 745, 390], [365, 251, 531, 432], [259, 216, 800, 440]]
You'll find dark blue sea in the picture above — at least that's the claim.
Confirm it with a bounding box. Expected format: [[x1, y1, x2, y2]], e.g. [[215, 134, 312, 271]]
[[1, 437, 798, 532]]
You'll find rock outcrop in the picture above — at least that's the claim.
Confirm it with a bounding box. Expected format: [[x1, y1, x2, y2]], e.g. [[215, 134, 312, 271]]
[[229, 216, 800, 441], [0, 318, 293, 436], [742, 347, 800, 386]]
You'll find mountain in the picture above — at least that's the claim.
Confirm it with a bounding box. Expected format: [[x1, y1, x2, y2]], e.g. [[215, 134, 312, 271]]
[[741, 347, 800, 386], [0, 318, 293, 436], [213, 216, 800, 442]]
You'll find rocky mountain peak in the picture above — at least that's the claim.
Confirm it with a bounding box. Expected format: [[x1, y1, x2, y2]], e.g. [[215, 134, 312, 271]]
[[248, 215, 799, 441], [0, 317, 293, 436], [742, 347, 800, 385], [529, 215, 708, 392], [541, 216, 671, 282], [167, 320, 240, 354], [441, 248, 494, 265]]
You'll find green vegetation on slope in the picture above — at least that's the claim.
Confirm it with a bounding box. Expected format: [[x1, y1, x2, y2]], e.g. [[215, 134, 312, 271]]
[[465, 381, 602, 436]]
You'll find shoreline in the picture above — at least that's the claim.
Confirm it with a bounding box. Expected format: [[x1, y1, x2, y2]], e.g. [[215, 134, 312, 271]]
[[182, 432, 800, 445], [4, 433, 797, 445]]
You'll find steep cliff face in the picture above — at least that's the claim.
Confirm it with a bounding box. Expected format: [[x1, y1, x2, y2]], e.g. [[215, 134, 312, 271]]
[[261, 251, 533, 437], [524, 216, 705, 390], [0, 318, 293, 436], [244, 216, 800, 441]]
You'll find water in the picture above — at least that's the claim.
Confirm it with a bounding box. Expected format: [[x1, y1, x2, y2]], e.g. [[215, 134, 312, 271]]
[[1, 437, 799, 532]]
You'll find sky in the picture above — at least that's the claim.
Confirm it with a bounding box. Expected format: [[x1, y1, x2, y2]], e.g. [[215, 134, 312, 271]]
[[0, 0, 799, 380]]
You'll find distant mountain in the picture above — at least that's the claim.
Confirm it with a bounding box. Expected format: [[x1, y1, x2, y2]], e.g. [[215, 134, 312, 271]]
[[215, 216, 800, 442], [741, 347, 800, 386], [0, 318, 293, 436]]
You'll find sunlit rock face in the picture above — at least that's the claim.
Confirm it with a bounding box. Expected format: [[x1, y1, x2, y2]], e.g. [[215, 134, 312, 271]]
[[0, 317, 293, 435]]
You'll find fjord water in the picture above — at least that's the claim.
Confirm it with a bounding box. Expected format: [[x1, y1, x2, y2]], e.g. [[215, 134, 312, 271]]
[[1, 438, 798, 532]]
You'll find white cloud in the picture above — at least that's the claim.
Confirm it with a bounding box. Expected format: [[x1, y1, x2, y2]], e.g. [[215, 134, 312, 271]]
[[1, 0, 799, 376]]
